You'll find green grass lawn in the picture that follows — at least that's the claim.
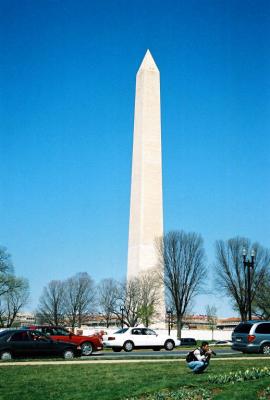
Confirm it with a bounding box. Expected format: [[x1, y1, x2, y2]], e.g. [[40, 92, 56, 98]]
[[1, 359, 270, 400]]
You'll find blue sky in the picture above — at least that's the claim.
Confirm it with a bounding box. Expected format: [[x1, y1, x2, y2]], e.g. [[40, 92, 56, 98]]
[[1, 0, 269, 317]]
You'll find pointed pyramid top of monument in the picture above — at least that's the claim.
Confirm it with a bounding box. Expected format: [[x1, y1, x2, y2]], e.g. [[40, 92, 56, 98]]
[[138, 49, 159, 72]]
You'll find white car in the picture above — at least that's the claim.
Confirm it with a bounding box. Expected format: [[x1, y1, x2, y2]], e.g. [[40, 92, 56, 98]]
[[102, 327, 180, 352]]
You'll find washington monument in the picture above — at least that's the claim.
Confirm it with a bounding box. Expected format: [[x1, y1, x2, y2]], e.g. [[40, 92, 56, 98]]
[[127, 50, 165, 322]]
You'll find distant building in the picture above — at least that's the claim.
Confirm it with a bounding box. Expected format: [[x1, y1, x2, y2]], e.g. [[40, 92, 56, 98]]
[[12, 312, 36, 326], [11, 312, 244, 331]]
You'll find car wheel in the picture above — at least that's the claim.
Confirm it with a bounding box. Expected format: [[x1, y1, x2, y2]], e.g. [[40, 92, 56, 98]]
[[0, 351, 12, 361], [63, 349, 75, 359], [81, 342, 93, 356], [164, 340, 175, 351], [123, 341, 134, 352], [261, 343, 270, 355], [112, 347, 122, 352]]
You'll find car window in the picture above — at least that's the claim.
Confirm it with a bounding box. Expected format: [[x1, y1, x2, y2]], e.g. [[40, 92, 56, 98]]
[[9, 331, 30, 342], [114, 328, 129, 334], [255, 323, 270, 334], [43, 328, 55, 336], [144, 329, 156, 335], [29, 331, 51, 342], [132, 329, 142, 335], [0, 330, 14, 341], [55, 328, 70, 336], [234, 323, 252, 333]]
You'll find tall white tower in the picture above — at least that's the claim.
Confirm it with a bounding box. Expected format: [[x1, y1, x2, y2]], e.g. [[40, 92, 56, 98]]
[[127, 50, 164, 323]]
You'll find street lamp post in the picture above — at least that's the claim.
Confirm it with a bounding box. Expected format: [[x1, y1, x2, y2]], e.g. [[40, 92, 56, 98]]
[[120, 306, 124, 329], [167, 309, 172, 336], [243, 248, 255, 321]]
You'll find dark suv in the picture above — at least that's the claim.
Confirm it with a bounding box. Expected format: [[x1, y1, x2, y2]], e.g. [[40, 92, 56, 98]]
[[232, 321, 270, 354]]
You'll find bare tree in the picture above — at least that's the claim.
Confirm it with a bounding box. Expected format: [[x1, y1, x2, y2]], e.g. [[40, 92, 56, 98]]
[[0, 246, 16, 296], [64, 272, 96, 329], [156, 230, 206, 338], [137, 270, 162, 327], [116, 271, 162, 327], [214, 237, 270, 321], [117, 278, 141, 327], [0, 247, 30, 327], [206, 305, 217, 341], [36, 280, 66, 325], [252, 272, 270, 319], [97, 278, 119, 328], [0, 277, 29, 327]]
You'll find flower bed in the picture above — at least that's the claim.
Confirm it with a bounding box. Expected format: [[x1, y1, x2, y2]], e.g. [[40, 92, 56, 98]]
[[208, 366, 270, 384], [125, 387, 212, 400]]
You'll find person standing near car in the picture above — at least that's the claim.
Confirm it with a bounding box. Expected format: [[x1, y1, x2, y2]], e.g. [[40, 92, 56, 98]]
[[186, 341, 215, 374]]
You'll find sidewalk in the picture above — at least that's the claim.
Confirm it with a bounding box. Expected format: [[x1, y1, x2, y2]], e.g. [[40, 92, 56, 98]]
[[0, 356, 268, 366]]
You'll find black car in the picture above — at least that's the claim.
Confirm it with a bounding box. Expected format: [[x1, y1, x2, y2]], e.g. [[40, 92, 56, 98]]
[[180, 338, 197, 346], [0, 329, 81, 360]]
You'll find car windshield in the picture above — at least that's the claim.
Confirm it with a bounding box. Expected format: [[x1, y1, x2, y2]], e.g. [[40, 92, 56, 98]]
[[114, 328, 129, 334], [234, 323, 252, 333], [0, 330, 14, 341]]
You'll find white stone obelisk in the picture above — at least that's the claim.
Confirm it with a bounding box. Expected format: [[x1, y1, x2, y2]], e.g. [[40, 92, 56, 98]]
[[127, 50, 165, 325]]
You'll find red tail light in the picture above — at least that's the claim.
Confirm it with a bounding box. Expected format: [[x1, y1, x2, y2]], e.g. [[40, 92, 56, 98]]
[[108, 336, 115, 340], [247, 335, 256, 343]]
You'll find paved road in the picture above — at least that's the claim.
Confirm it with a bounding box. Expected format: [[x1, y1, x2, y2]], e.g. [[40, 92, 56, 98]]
[[1, 349, 267, 366], [88, 348, 239, 359]]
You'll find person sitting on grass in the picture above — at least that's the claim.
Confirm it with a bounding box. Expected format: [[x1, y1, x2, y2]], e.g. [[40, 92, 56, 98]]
[[186, 341, 215, 374]]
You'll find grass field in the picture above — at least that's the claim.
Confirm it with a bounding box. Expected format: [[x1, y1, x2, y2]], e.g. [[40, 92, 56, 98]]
[[1, 358, 270, 400]]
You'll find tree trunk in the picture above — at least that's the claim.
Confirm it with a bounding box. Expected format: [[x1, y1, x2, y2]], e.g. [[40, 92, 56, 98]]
[[176, 315, 182, 339], [241, 309, 248, 322]]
